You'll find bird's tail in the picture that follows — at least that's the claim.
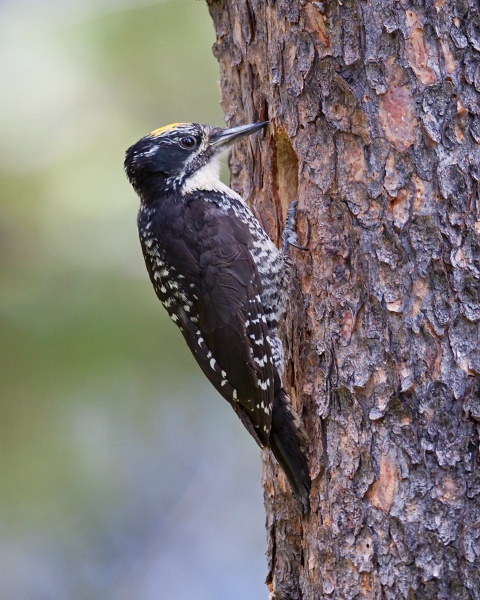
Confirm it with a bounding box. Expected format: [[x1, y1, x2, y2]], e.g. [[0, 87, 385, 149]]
[[269, 386, 311, 515]]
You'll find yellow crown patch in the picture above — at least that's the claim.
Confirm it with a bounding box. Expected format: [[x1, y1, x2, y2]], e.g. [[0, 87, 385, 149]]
[[150, 123, 188, 137]]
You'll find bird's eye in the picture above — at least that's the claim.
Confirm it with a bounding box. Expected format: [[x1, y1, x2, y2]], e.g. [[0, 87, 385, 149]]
[[180, 136, 197, 149]]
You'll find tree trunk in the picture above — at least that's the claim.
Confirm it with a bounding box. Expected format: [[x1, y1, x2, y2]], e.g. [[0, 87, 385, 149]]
[[206, 1, 480, 598]]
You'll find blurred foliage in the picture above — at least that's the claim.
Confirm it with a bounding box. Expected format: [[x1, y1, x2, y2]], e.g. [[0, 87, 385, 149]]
[[0, 1, 264, 598]]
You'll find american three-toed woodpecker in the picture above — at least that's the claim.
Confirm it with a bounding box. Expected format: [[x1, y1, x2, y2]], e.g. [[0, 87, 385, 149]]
[[124, 121, 311, 514]]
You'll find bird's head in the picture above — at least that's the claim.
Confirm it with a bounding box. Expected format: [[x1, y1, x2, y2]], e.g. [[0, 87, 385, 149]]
[[124, 121, 268, 200]]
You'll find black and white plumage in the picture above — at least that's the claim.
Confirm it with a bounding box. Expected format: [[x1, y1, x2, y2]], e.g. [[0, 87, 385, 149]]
[[125, 122, 311, 514]]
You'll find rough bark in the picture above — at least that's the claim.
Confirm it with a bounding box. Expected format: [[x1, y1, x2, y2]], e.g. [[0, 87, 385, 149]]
[[206, 1, 480, 598]]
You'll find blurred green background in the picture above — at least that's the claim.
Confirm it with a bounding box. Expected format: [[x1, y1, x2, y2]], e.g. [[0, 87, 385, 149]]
[[0, 1, 265, 598]]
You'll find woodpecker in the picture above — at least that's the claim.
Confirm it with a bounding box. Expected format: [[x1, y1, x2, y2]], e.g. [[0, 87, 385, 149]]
[[124, 121, 311, 514]]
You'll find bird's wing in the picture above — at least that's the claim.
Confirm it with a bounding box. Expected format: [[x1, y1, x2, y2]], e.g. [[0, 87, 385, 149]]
[[141, 198, 275, 446]]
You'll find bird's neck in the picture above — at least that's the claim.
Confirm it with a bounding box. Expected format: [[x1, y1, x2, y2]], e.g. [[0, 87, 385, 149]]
[[180, 156, 242, 202]]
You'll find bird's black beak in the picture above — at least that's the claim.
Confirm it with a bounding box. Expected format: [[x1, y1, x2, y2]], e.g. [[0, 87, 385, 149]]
[[210, 121, 269, 147]]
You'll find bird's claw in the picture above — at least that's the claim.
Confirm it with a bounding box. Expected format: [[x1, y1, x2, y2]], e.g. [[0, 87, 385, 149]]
[[282, 200, 309, 253]]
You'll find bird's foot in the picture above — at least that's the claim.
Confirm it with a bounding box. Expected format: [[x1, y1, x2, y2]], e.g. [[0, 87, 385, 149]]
[[282, 200, 309, 253]]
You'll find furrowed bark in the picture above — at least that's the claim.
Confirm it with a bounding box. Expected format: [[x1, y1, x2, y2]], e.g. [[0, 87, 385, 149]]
[[206, 1, 480, 598]]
